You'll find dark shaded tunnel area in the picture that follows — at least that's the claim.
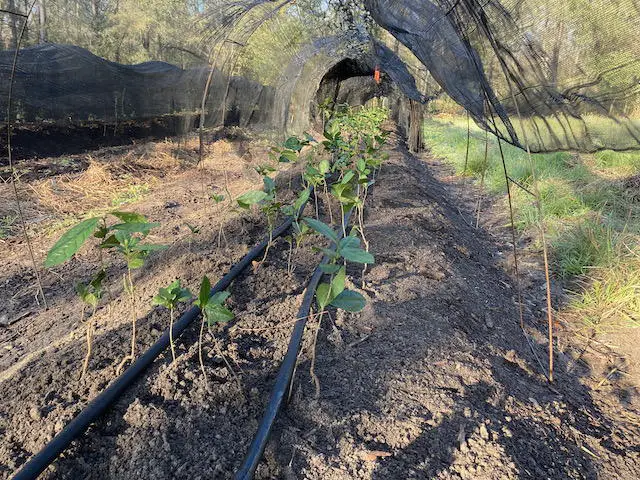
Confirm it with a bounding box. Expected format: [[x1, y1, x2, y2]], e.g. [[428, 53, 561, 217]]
[[312, 58, 393, 126]]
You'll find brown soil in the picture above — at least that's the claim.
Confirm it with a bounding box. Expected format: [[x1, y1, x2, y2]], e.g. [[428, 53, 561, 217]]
[[1, 130, 639, 479]]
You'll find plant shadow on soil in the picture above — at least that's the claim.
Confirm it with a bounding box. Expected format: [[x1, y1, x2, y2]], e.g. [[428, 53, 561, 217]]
[[271, 142, 640, 479]]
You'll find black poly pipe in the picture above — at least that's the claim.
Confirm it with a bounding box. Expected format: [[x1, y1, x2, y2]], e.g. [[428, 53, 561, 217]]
[[235, 210, 354, 480], [12, 211, 305, 480]]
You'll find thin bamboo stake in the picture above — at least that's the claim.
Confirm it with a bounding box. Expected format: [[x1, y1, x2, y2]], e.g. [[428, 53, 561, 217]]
[[6, 0, 47, 310]]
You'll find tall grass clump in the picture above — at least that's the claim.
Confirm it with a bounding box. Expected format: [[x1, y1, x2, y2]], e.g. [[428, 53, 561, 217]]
[[424, 115, 640, 334], [565, 254, 640, 334]]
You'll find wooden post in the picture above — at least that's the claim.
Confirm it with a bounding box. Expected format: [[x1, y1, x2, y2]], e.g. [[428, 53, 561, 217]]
[[408, 99, 424, 153]]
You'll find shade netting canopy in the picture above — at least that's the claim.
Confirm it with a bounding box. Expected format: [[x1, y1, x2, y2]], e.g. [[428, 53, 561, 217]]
[[1, 0, 638, 153]]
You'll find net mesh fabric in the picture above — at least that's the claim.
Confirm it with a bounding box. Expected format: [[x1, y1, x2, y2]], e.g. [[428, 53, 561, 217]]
[[0, 0, 638, 153]]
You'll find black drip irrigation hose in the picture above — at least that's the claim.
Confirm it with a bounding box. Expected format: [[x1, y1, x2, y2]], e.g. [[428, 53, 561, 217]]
[[12, 198, 311, 480], [235, 209, 354, 480]]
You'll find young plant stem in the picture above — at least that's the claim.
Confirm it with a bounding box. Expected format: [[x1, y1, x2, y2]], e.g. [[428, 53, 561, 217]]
[[208, 326, 241, 388], [500, 74, 556, 383], [287, 238, 294, 275], [310, 309, 325, 399], [80, 305, 97, 379], [199, 314, 209, 388], [223, 168, 233, 207], [199, 160, 208, 208], [324, 182, 334, 224], [258, 225, 274, 268], [475, 128, 489, 228], [128, 267, 136, 359], [169, 307, 177, 362], [358, 204, 370, 287], [6, 2, 47, 310], [217, 222, 227, 249], [117, 268, 137, 374], [314, 190, 319, 219]]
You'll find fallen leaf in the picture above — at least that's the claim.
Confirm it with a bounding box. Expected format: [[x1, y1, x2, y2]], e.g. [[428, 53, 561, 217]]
[[364, 450, 392, 461]]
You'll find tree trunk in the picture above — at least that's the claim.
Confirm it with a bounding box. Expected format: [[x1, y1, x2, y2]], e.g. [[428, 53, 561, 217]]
[[38, 0, 47, 43], [7, 0, 19, 49], [548, 22, 565, 88]]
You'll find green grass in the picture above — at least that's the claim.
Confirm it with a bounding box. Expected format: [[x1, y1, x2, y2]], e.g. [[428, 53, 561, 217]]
[[424, 115, 640, 332], [0, 215, 18, 239], [111, 183, 150, 207]]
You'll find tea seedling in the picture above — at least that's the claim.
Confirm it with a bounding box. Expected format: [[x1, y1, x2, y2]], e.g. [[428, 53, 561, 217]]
[[194, 276, 235, 386], [211, 193, 225, 204], [237, 173, 281, 269], [210, 192, 228, 248], [45, 211, 166, 373], [109, 224, 166, 372], [185, 222, 201, 252], [303, 217, 373, 311], [76, 269, 105, 379], [303, 217, 374, 398], [281, 188, 312, 275], [153, 280, 193, 362]]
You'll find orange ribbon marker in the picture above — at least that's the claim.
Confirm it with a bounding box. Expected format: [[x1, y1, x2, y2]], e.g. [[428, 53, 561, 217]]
[[374, 66, 381, 84]]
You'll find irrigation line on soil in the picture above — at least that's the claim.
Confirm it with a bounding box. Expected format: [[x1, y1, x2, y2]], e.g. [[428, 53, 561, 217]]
[[11, 200, 311, 480], [235, 209, 355, 480]]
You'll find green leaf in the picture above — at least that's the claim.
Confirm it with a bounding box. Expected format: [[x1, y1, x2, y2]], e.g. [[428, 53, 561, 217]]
[[340, 247, 375, 264], [176, 288, 193, 303], [152, 294, 170, 308], [111, 211, 147, 223], [318, 247, 339, 259], [75, 282, 88, 299], [318, 159, 331, 175], [325, 119, 341, 139], [204, 303, 234, 325], [186, 223, 201, 234], [339, 236, 361, 250], [128, 256, 145, 269], [197, 276, 212, 309], [100, 234, 119, 249], [284, 137, 303, 152], [319, 263, 341, 274], [330, 290, 366, 312], [111, 222, 160, 235], [293, 188, 311, 214], [341, 170, 355, 185], [237, 190, 268, 209], [94, 224, 109, 239], [279, 150, 298, 163], [45, 217, 100, 267], [90, 269, 106, 291], [331, 267, 346, 298], [263, 176, 276, 194], [135, 244, 167, 252], [211, 291, 231, 305], [303, 217, 338, 244], [316, 282, 333, 309]]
